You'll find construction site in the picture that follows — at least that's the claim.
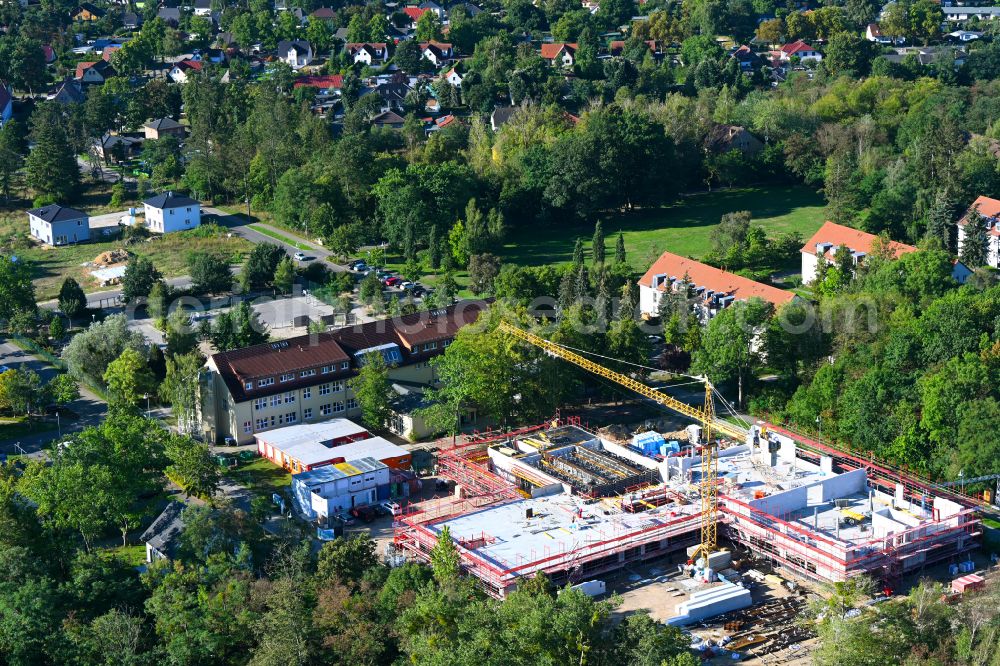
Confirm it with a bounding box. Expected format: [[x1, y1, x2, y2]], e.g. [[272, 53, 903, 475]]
[[392, 323, 983, 649]]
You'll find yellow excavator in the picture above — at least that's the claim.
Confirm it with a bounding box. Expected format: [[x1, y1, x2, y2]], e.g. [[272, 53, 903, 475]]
[[498, 321, 749, 557]]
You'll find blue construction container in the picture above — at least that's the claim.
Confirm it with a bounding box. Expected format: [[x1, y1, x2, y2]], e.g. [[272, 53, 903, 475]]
[[632, 431, 666, 456]]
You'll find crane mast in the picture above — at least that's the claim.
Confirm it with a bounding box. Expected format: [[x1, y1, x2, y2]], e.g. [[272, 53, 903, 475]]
[[497, 321, 743, 555]]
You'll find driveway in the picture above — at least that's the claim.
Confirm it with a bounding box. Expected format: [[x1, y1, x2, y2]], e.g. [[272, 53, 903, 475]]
[[0, 339, 107, 455], [204, 208, 347, 271]]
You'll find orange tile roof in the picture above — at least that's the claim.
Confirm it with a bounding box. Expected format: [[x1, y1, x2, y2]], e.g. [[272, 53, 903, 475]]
[[638, 251, 795, 309], [75, 61, 98, 78], [293, 74, 343, 89], [541, 42, 577, 59], [801, 221, 916, 260], [960, 195, 1000, 237]]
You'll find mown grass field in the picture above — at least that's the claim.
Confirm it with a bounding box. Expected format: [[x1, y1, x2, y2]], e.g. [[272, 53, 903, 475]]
[[500, 185, 827, 271], [229, 456, 292, 495], [0, 217, 253, 300]]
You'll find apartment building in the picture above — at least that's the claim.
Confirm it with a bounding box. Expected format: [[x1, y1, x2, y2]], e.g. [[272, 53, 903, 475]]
[[199, 300, 488, 444]]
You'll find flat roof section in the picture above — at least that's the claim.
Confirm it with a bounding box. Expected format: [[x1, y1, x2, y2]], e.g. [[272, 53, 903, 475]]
[[430, 493, 702, 579]]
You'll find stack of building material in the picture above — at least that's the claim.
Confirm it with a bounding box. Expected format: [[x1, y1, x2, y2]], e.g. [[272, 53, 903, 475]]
[[666, 582, 753, 626]]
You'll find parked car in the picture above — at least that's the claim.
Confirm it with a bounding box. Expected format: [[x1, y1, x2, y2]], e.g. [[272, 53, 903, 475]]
[[380, 500, 401, 516], [350, 505, 378, 523], [411, 286, 427, 297], [293, 252, 306, 261], [385, 276, 402, 287], [0, 365, 10, 374], [400, 281, 415, 290]]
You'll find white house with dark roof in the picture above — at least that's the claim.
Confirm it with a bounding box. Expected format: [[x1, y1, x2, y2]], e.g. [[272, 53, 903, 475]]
[[277, 39, 313, 69], [143, 191, 201, 233], [27, 204, 90, 245], [345, 42, 390, 65]]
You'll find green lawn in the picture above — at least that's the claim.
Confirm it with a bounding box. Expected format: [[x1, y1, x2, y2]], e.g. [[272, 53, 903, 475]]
[[500, 185, 827, 271], [373, 185, 824, 300], [229, 456, 292, 495], [0, 219, 253, 300], [248, 223, 315, 251], [101, 544, 147, 567], [0, 417, 57, 441]]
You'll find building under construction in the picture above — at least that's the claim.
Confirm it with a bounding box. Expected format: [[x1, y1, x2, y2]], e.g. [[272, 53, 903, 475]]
[[393, 420, 981, 599]]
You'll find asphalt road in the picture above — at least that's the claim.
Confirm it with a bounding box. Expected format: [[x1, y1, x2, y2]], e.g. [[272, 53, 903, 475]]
[[0, 339, 108, 455]]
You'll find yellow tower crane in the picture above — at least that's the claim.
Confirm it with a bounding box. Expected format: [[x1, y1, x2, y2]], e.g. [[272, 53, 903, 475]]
[[497, 321, 747, 556]]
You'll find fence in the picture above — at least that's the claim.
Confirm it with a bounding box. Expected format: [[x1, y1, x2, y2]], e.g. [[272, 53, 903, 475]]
[[8, 334, 66, 371]]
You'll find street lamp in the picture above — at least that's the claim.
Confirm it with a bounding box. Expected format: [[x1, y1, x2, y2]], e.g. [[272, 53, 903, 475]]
[[816, 415, 822, 444], [959, 469, 965, 495], [143, 393, 150, 418], [55, 411, 60, 439]]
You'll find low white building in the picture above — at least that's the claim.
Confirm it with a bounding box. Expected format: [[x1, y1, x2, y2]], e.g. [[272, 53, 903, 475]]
[[291, 456, 390, 521], [805, 220, 971, 284], [143, 191, 201, 233], [638, 251, 796, 321], [345, 42, 389, 65], [27, 204, 90, 245]]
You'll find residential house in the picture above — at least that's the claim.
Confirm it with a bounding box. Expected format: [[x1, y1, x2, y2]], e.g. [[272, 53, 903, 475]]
[[293, 74, 343, 93], [49, 79, 85, 105], [71, 2, 104, 21], [367, 80, 411, 112], [779, 39, 821, 62], [942, 6, 1000, 22], [194, 0, 212, 16], [541, 42, 577, 68], [865, 23, 892, 44], [41, 44, 56, 64], [401, 6, 430, 27], [277, 39, 313, 69], [101, 45, 121, 61], [0, 85, 11, 129], [371, 110, 406, 128], [198, 300, 489, 444], [958, 196, 1000, 268], [75, 60, 115, 84], [803, 220, 971, 284], [95, 133, 143, 163], [143, 191, 201, 233], [169, 59, 203, 83], [157, 6, 181, 25], [638, 251, 796, 320], [418, 0, 445, 19], [28, 204, 90, 245], [454, 2, 482, 16], [122, 11, 142, 29], [609, 39, 659, 58], [141, 502, 186, 563], [728, 44, 761, 71], [443, 65, 463, 87], [311, 6, 336, 20], [490, 105, 516, 132], [419, 41, 454, 67], [948, 30, 983, 42], [143, 117, 186, 140], [705, 123, 764, 157], [345, 42, 390, 65]]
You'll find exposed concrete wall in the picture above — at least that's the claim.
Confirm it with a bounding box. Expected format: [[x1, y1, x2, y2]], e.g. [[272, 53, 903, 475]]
[[601, 439, 659, 470]]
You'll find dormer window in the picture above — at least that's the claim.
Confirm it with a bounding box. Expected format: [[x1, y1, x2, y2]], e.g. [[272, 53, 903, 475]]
[[258, 377, 274, 387], [245, 381, 253, 390]]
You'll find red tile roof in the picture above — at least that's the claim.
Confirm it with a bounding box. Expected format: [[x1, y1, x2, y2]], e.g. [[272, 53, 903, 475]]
[[780, 40, 815, 55], [801, 221, 916, 260], [639, 251, 795, 309], [403, 6, 429, 20], [540, 42, 577, 59], [293, 74, 344, 89]]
